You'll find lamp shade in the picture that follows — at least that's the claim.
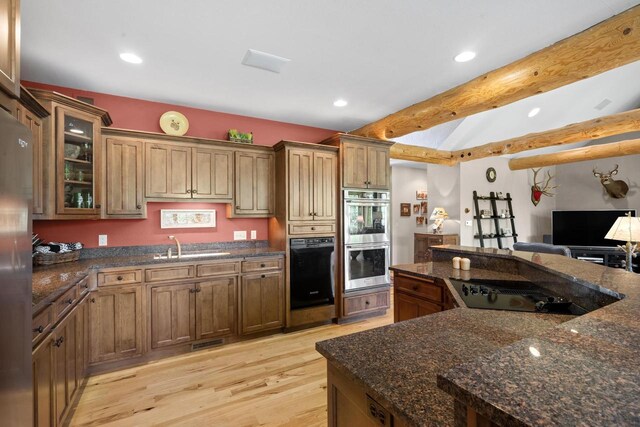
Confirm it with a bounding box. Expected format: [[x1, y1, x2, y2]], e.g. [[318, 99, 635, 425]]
[[604, 214, 640, 242], [429, 207, 448, 220]]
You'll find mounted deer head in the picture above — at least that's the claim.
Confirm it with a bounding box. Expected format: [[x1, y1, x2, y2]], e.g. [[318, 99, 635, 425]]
[[593, 164, 629, 199], [530, 168, 557, 206]]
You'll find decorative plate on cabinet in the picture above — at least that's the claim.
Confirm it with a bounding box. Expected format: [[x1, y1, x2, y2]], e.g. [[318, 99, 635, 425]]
[[159, 111, 189, 136]]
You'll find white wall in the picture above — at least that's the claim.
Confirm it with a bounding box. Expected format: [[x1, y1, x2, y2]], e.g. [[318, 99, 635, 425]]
[[390, 165, 429, 264], [427, 163, 461, 235], [458, 157, 556, 248], [555, 154, 640, 212]]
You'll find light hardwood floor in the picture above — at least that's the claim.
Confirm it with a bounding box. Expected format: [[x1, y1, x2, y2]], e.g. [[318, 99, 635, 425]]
[[70, 310, 393, 427]]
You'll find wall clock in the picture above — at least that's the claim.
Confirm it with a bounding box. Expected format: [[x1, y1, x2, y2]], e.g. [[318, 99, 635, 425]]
[[486, 167, 497, 183]]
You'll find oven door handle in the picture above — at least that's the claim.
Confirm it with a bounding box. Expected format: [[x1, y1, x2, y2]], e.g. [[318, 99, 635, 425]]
[[345, 200, 390, 205]]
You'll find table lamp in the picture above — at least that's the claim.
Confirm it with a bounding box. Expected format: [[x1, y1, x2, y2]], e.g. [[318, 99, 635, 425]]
[[429, 207, 448, 234], [604, 211, 640, 272]]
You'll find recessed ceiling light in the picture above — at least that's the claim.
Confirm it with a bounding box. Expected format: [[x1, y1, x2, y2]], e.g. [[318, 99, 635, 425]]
[[528, 107, 541, 118], [333, 99, 348, 107], [119, 52, 143, 64], [454, 51, 476, 63]]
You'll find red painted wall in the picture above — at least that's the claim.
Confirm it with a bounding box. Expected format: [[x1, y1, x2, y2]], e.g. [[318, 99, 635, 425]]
[[35, 203, 268, 248], [27, 81, 337, 248]]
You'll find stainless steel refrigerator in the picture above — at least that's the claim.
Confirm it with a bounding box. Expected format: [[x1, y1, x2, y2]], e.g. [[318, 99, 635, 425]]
[[0, 107, 33, 426]]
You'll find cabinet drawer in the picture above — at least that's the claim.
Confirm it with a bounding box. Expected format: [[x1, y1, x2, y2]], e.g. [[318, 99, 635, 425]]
[[426, 236, 444, 245], [288, 223, 335, 235], [343, 290, 389, 317], [395, 275, 442, 303], [98, 269, 142, 286], [241, 258, 283, 273], [197, 261, 240, 277], [53, 284, 79, 321], [78, 276, 91, 295], [32, 306, 53, 346], [145, 265, 195, 283]]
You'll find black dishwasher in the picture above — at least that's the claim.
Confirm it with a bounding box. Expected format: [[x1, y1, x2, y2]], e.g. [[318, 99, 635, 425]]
[[290, 237, 335, 310]]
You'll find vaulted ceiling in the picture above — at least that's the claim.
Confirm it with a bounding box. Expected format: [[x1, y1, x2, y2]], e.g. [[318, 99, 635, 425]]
[[21, 0, 640, 153]]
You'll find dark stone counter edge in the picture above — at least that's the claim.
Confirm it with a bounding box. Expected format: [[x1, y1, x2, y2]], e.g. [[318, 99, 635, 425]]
[[32, 249, 285, 315]]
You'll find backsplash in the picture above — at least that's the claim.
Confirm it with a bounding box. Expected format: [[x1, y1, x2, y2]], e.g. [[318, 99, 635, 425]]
[[33, 202, 268, 248], [80, 240, 269, 259]]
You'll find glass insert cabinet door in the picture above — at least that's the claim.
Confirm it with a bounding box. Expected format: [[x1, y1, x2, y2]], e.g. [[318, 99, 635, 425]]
[[56, 107, 101, 216]]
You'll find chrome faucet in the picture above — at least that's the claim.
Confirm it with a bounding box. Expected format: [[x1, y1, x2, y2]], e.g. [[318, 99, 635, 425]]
[[168, 235, 182, 258]]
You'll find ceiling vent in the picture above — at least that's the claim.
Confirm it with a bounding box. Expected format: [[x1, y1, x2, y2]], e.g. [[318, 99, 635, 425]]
[[594, 98, 612, 111], [241, 49, 290, 73]]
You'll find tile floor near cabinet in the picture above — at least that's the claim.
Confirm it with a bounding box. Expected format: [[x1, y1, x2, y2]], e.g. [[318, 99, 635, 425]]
[[70, 309, 393, 427]]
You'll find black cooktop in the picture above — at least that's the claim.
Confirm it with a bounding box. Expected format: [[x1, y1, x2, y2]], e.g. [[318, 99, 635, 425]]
[[449, 278, 587, 315]]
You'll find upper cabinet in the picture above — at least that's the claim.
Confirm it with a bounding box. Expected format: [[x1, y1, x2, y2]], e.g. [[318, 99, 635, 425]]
[[286, 146, 337, 222], [105, 137, 144, 217], [145, 141, 233, 201], [30, 89, 112, 220], [0, 0, 20, 102], [230, 150, 275, 217], [342, 141, 390, 190]]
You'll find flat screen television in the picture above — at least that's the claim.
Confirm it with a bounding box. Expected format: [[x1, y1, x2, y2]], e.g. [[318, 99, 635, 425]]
[[552, 210, 637, 248]]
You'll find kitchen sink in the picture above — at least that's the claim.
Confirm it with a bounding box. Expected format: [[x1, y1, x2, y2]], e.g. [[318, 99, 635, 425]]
[[153, 252, 231, 260]]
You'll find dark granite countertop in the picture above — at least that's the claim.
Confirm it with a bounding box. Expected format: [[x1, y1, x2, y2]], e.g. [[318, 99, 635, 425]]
[[33, 246, 284, 314], [317, 245, 640, 426]]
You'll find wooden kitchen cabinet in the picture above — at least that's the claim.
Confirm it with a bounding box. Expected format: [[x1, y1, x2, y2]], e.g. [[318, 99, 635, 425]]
[[414, 233, 459, 263], [240, 271, 284, 334], [393, 273, 456, 323], [53, 304, 79, 425], [150, 283, 196, 348], [105, 138, 144, 217], [145, 141, 192, 198], [232, 150, 275, 217], [395, 292, 441, 322], [341, 141, 389, 190], [145, 141, 234, 201], [195, 276, 237, 339], [16, 87, 49, 216], [32, 335, 55, 427], [287, 148, 337, 222], [89, 285, 143, 364], [0, 0, 20, 101], [192, 147, 233, 200]]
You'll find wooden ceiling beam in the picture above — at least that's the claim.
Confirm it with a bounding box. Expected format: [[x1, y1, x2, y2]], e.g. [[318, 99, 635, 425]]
[[390, 143, 455, 165], [351, 5, 640, 140], [451, 108, 640, 162], [508, 138, 640, 170]]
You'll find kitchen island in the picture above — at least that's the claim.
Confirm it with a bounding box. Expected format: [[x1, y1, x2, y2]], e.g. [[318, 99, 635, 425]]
[[316, 246, 640, 426]]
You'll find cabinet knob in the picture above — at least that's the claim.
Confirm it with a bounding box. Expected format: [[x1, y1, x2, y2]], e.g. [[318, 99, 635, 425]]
[[82, 282, 89, 288], [236, 205, 240, 209], [311, 227, 316, 231], [65, 298, 73, 305], [95, 204, 101, 208], [90, 298, 96, 303], [187, 189, 192, 193], [309, 212, 314, 216], [260, 263, 265, 268], [261, 274, 266, 279], [412, 285, 419, 291], [365, 300, 370, 305], [33, 325, 44, 334], [117, 276, 123, 281], [54, 336, 64, 347], [136, 204, 142, 209], [192, 189, 198, 194]]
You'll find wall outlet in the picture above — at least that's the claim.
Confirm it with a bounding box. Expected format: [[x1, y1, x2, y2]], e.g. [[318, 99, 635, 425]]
[[98, 234, 108, 246], [250, 230, 257, 239], [234, 231, 247, 241], [465, 220, 473, 227]]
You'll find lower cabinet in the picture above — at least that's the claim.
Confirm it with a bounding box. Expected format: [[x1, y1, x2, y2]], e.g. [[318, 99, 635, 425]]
[[53, 304, 79, 425], [394, 292, 441, 322], [33, 336, 55, 427], [89, 285, 143, 364], [150, 283, 196, 348], [150, 277, 238, 348], [393, 274, 456, 323], [343, 290, 390, 318], [240, 271, 284, 335], [195, 277, 237, 339]]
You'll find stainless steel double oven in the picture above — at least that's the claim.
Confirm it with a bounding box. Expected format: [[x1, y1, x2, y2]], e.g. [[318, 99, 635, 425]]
[[343, 190, 390, 291]]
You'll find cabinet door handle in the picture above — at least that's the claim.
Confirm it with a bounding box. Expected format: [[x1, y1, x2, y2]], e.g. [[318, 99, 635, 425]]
[[260, 263, 266, 268], [187, 189, 192, 193], [309, 212, 314, 216], [261, 274, 266, 279], [412, 285, 419, 291], [54, 337, 64, 347], [95, 204, 101, 209], [195, 288, 201, 293], [236, 205, 240, 209], [34, 325, 44, 334], [136, 204, 142, 209], [90, 298, 96, 303], [65, 298, 74, 305], [192, 189, 198, 194]]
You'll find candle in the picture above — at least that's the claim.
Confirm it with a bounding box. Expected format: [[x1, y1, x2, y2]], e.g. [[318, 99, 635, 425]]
[[460, 258, 471, 271], [452, 257, 461, 269]]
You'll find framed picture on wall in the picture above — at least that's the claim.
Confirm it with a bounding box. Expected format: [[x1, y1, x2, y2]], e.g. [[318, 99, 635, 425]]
[[160, 209, 217, 228], [416, 216, 425, 225], [416, 190, 428, 200], [420, 201, 428, 214], [413, 204, 420, 214], [400, 203, 411, 216]]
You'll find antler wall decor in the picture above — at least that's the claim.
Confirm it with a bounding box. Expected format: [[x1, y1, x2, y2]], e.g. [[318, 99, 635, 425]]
[[530, 168, 557, 206], [593, 164, 629, 199]]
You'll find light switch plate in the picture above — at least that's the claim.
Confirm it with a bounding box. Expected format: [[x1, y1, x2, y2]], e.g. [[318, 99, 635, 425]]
[[98, 234, 108, 246], [250, 230, 257, 239], [465, 220, 473, 227], [234, 231, 247, 240]]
